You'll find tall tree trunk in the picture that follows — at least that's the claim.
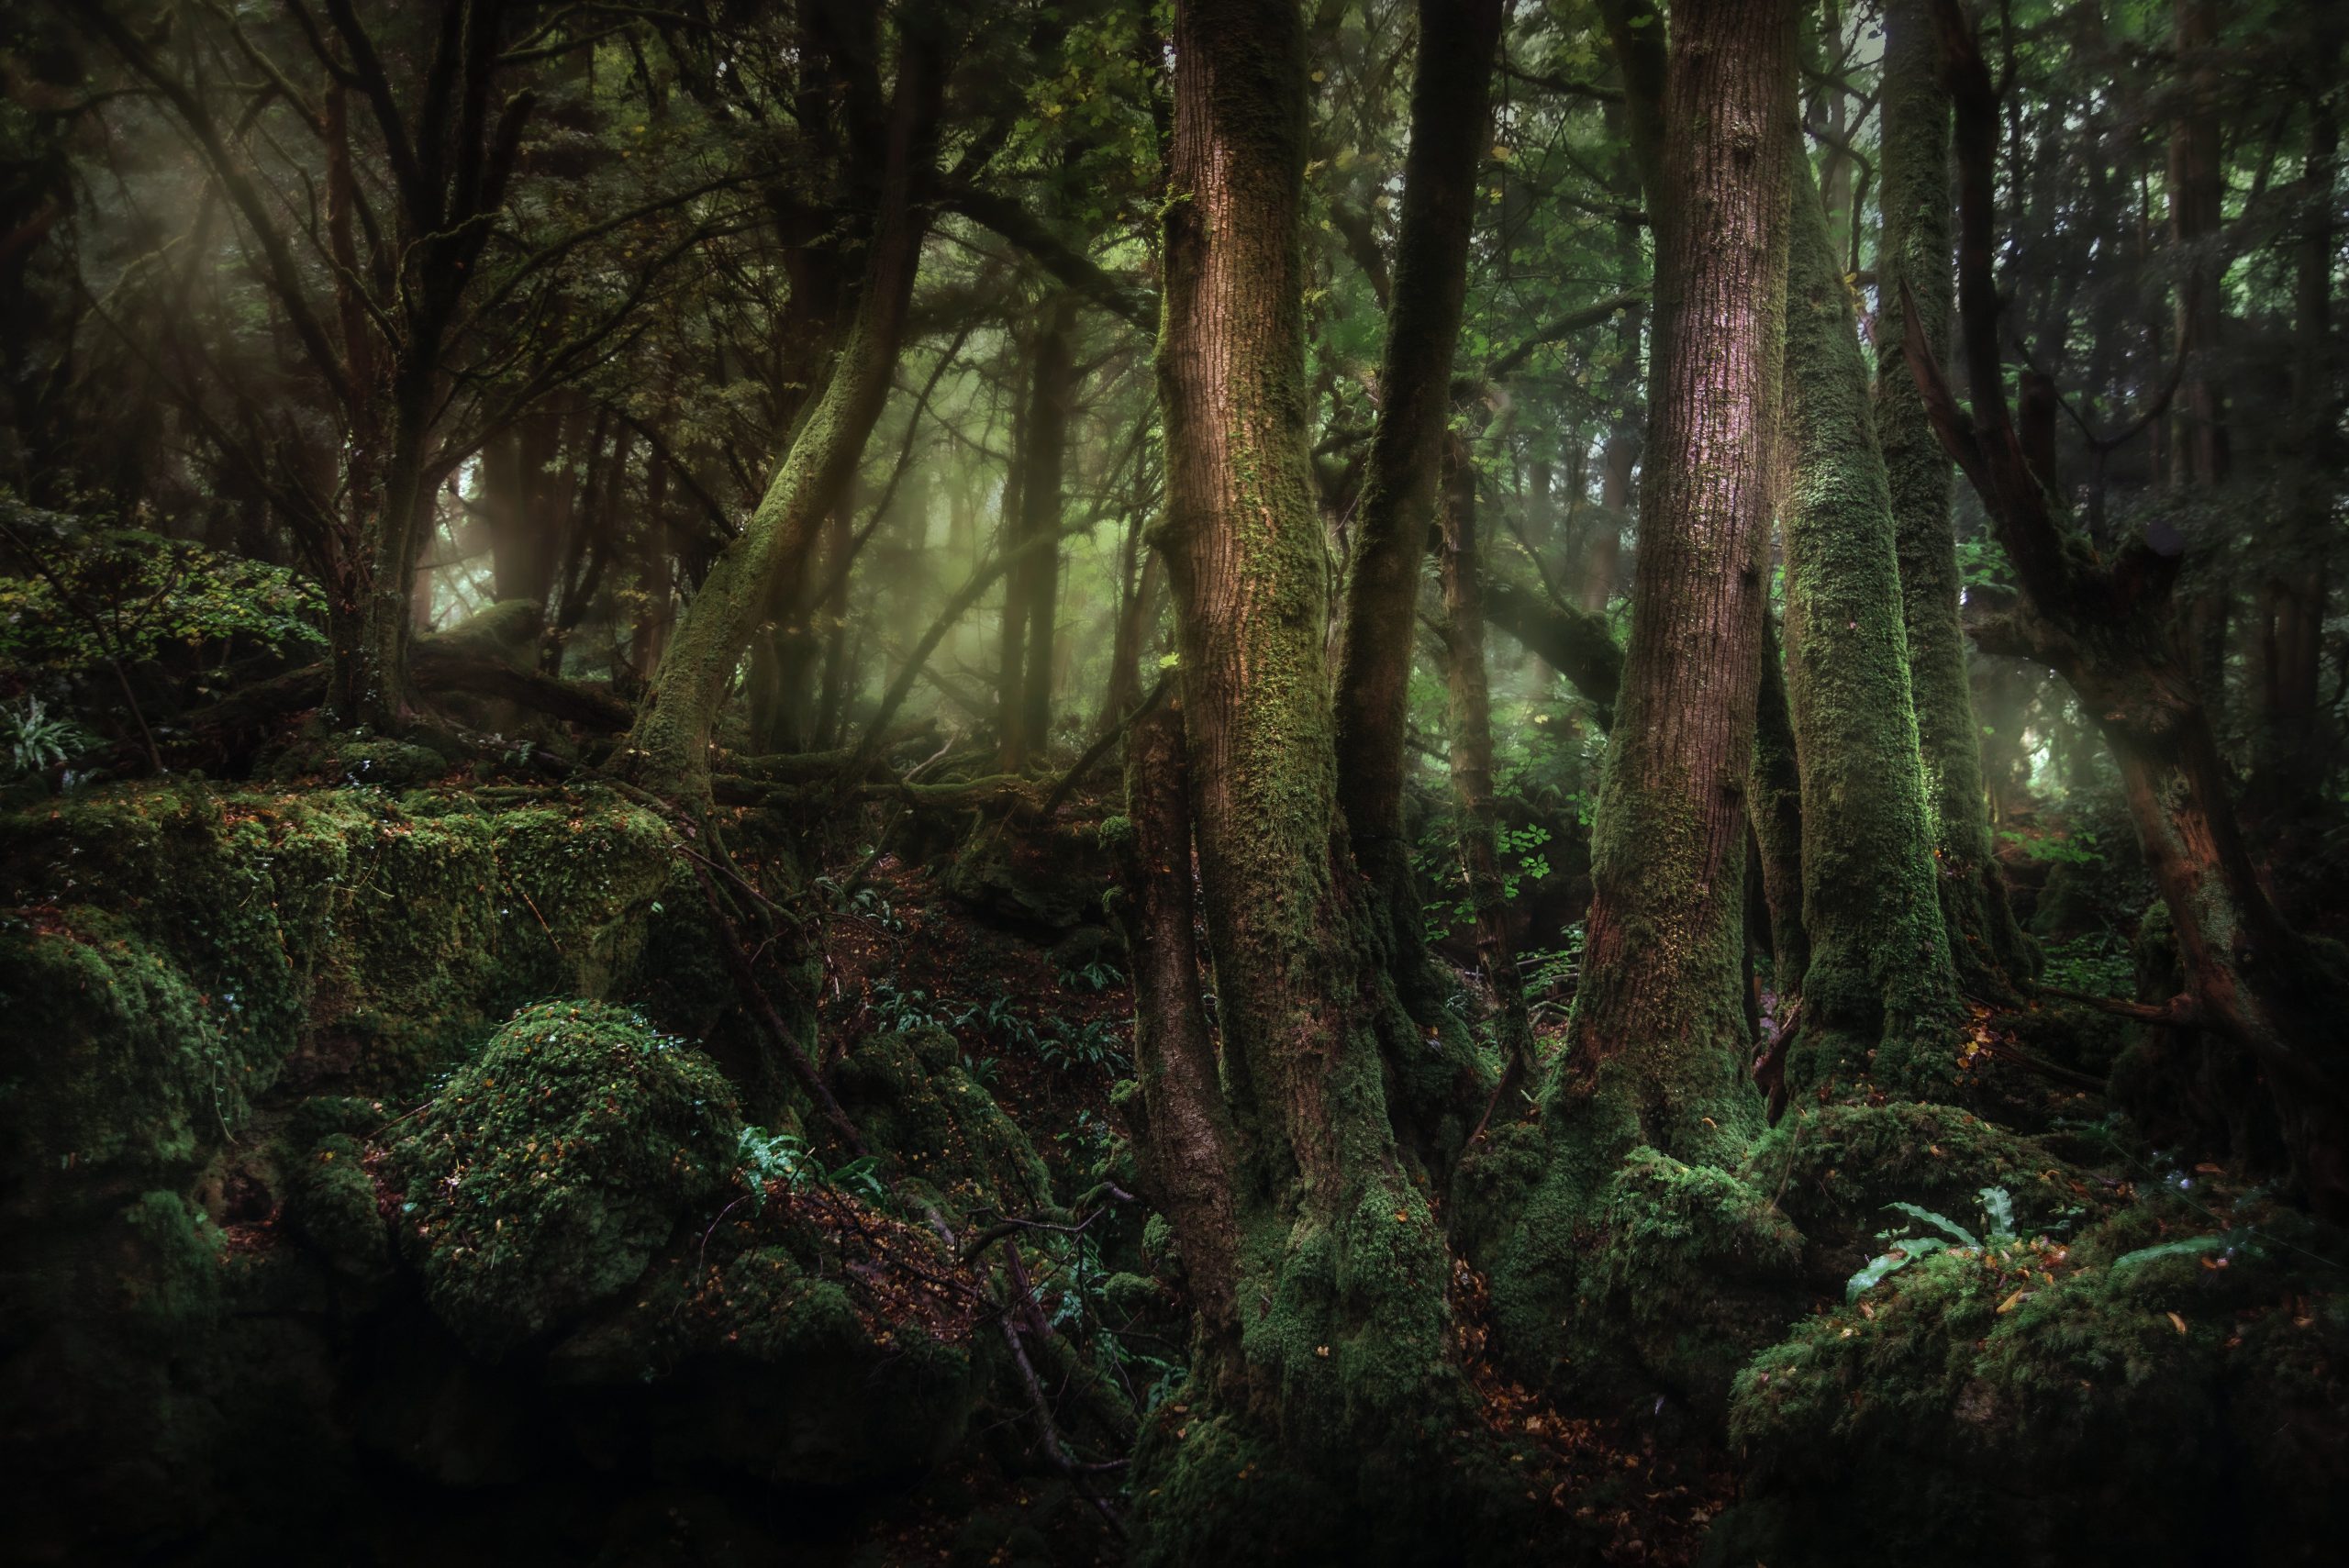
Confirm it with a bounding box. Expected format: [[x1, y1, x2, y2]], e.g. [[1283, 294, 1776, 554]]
[[1135, 1, 1489, 1551], [1874, 0, 2034, 994], [1002, 290, 1074, 771], [1778, 150, 1958, 1092], [620, 32, 939, 805], [2253, 80, 2339, 805], [1437, 432, 1535, 1081], [1901, 0, 2349, 1219], [1564, 0, 1799, 1167], [1750, 607, 1808, 993], [1330, 0, 1505, 1015], [2167, 0, 2233, 726]]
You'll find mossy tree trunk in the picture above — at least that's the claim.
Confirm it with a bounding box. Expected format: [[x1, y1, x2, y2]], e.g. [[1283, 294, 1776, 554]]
[[1330, 0, 1504, 1026], [1560, 0, 1799, 1169], [619, 31, 940, 806], [1778, 150, 1957, 1093], [1138, 0, 1486, 1546], [1902, 0, 2349, 1219], [1875, 0, 2035, 995], [1750, 607, 1808, 994]]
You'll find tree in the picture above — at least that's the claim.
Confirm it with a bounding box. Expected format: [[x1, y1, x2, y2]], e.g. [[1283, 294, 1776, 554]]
[[1776, 146, 1958, 1091], [1874, 0, 2036, 993]]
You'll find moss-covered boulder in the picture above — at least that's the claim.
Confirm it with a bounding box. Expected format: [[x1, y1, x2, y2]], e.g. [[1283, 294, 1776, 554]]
[[286, 1133, 394, 1284], [835, 1026, 1052, 1216], [1715, 1203, 2349, 1566], [386, 1002, 741, 1357], [1737, 1101, 2099, 1292]]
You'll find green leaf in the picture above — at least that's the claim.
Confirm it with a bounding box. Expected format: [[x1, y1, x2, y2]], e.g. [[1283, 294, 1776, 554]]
[[1886, 1202, 1980, 1249]]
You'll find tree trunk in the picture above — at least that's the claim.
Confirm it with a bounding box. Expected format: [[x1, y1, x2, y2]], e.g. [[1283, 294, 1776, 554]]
[[620, 31, 939, 805], [1330, 0, 1505, 1016], [1750, 607, 1808, 994], [1001, 290, 1074, 771], [1778, 150, 1957, 1092], [1901, 0, 2349, 1219], [1437, 431, 1535, 1080], [1874, 0, 2034, 995], [1136, 0, 1486, 1549], [1564, 0, 1799, 1167]]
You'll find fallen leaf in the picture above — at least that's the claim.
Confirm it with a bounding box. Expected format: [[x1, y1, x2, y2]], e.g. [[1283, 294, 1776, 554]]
[[2167, 1311, 2188, 1335]]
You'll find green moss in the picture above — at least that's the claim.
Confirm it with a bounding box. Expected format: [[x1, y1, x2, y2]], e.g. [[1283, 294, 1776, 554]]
[[386, 1001, 741, 1357], [1574, 1150, 1804, 1411], [1738, 1101, 2091, 1288], [286, 1134, 392, 1284], [834, 1026, 1051, 1216], [1721, 1203, 2349, 1564]]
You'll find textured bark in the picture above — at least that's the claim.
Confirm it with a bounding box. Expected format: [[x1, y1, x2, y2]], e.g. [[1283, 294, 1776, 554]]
[[1330, 0, 1504, 1012], [1437, 433, 1535, 1080], [1873, 0, 2033, 995], [1114, 698, 1241, 1351], [1142, 0, 1471, 1520], [1000, 291, 1075, 771], [1564, 0, 1799, 1168], [1778, 151, 1957, 1091], [620, 34, 939, 805]]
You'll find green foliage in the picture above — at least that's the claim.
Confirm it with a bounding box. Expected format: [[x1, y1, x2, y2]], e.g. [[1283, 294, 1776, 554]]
[[3, 695, 92, 777], [735, 1125, 887, 1206], [1998, 825, 2104, 865], [0, 499, 324, 688]]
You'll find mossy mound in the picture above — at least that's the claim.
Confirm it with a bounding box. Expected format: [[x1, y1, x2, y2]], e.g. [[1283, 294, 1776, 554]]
[[286, 1133, 393, 1284], [0, 784, 692, 1213], [1737, 1101, 2099, 1291], [1716, 1204, 2349, 1566], [386, 1001, 741, 1357], [835, 1026, 1052, 1216], [941, 817, 1117, 933], [1574, 1149, 1805, 1412]]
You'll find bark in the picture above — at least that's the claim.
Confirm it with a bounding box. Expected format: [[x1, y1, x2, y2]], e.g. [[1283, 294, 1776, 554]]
[[1750, 608, 1808, 994], [1902, 0, 2349, 1220], [1874, 0, 2034, 995], [1564, 0, 1799, 1168], [1330, 0, 1505, 1015], [1778, 150, 1957, 1091], [1437, 433, 1535, 1080], [1112, 697, 1240, 1353], [1140, 0, 1477, 1534], [620, 29, 940, 805]]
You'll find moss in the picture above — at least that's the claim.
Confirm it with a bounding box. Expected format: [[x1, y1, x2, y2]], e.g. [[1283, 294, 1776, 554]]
[[386, 1001, 741, 1357], [1737, 1101, 2093, 1289], [1721, 1201, 2349, 1565], [286, 1133, 393, 1284], [1573, 1150, 1805, 1412], [834, 1026, 1052, 1217]]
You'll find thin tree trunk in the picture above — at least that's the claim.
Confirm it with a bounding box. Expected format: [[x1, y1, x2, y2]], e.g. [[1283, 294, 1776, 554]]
[[1330, 0, 1505, 1018], [1003, 290, 1074, 770], [621, 30, 939, 805], [1778, 149, 1957, 1092], [1875, 0, 2034, 994], [1437, 432, 1535, 1081], [1750, 607, 1808, 994]]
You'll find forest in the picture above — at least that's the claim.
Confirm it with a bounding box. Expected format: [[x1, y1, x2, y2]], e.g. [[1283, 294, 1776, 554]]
[[1, 0, 2343, 1562]]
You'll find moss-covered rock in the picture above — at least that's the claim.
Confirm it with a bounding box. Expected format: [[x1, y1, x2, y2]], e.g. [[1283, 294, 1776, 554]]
[[835, 1025, 1052, 1216], [1574, 1150, 1805, 1412], [1717, 1203, 2349, 1566], [286, 1134, 392, 1284], [386, 1001, 741, 1357], [1736, 1101, 2097, 1292]]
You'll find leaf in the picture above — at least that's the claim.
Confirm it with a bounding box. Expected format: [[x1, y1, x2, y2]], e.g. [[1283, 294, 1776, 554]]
[[1886, 1202, 1980, 1249], [1979, 1186, 2016, 1242], [1845, 1237, 1947, 1302], [2110, 1233, 2231, 1270]]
